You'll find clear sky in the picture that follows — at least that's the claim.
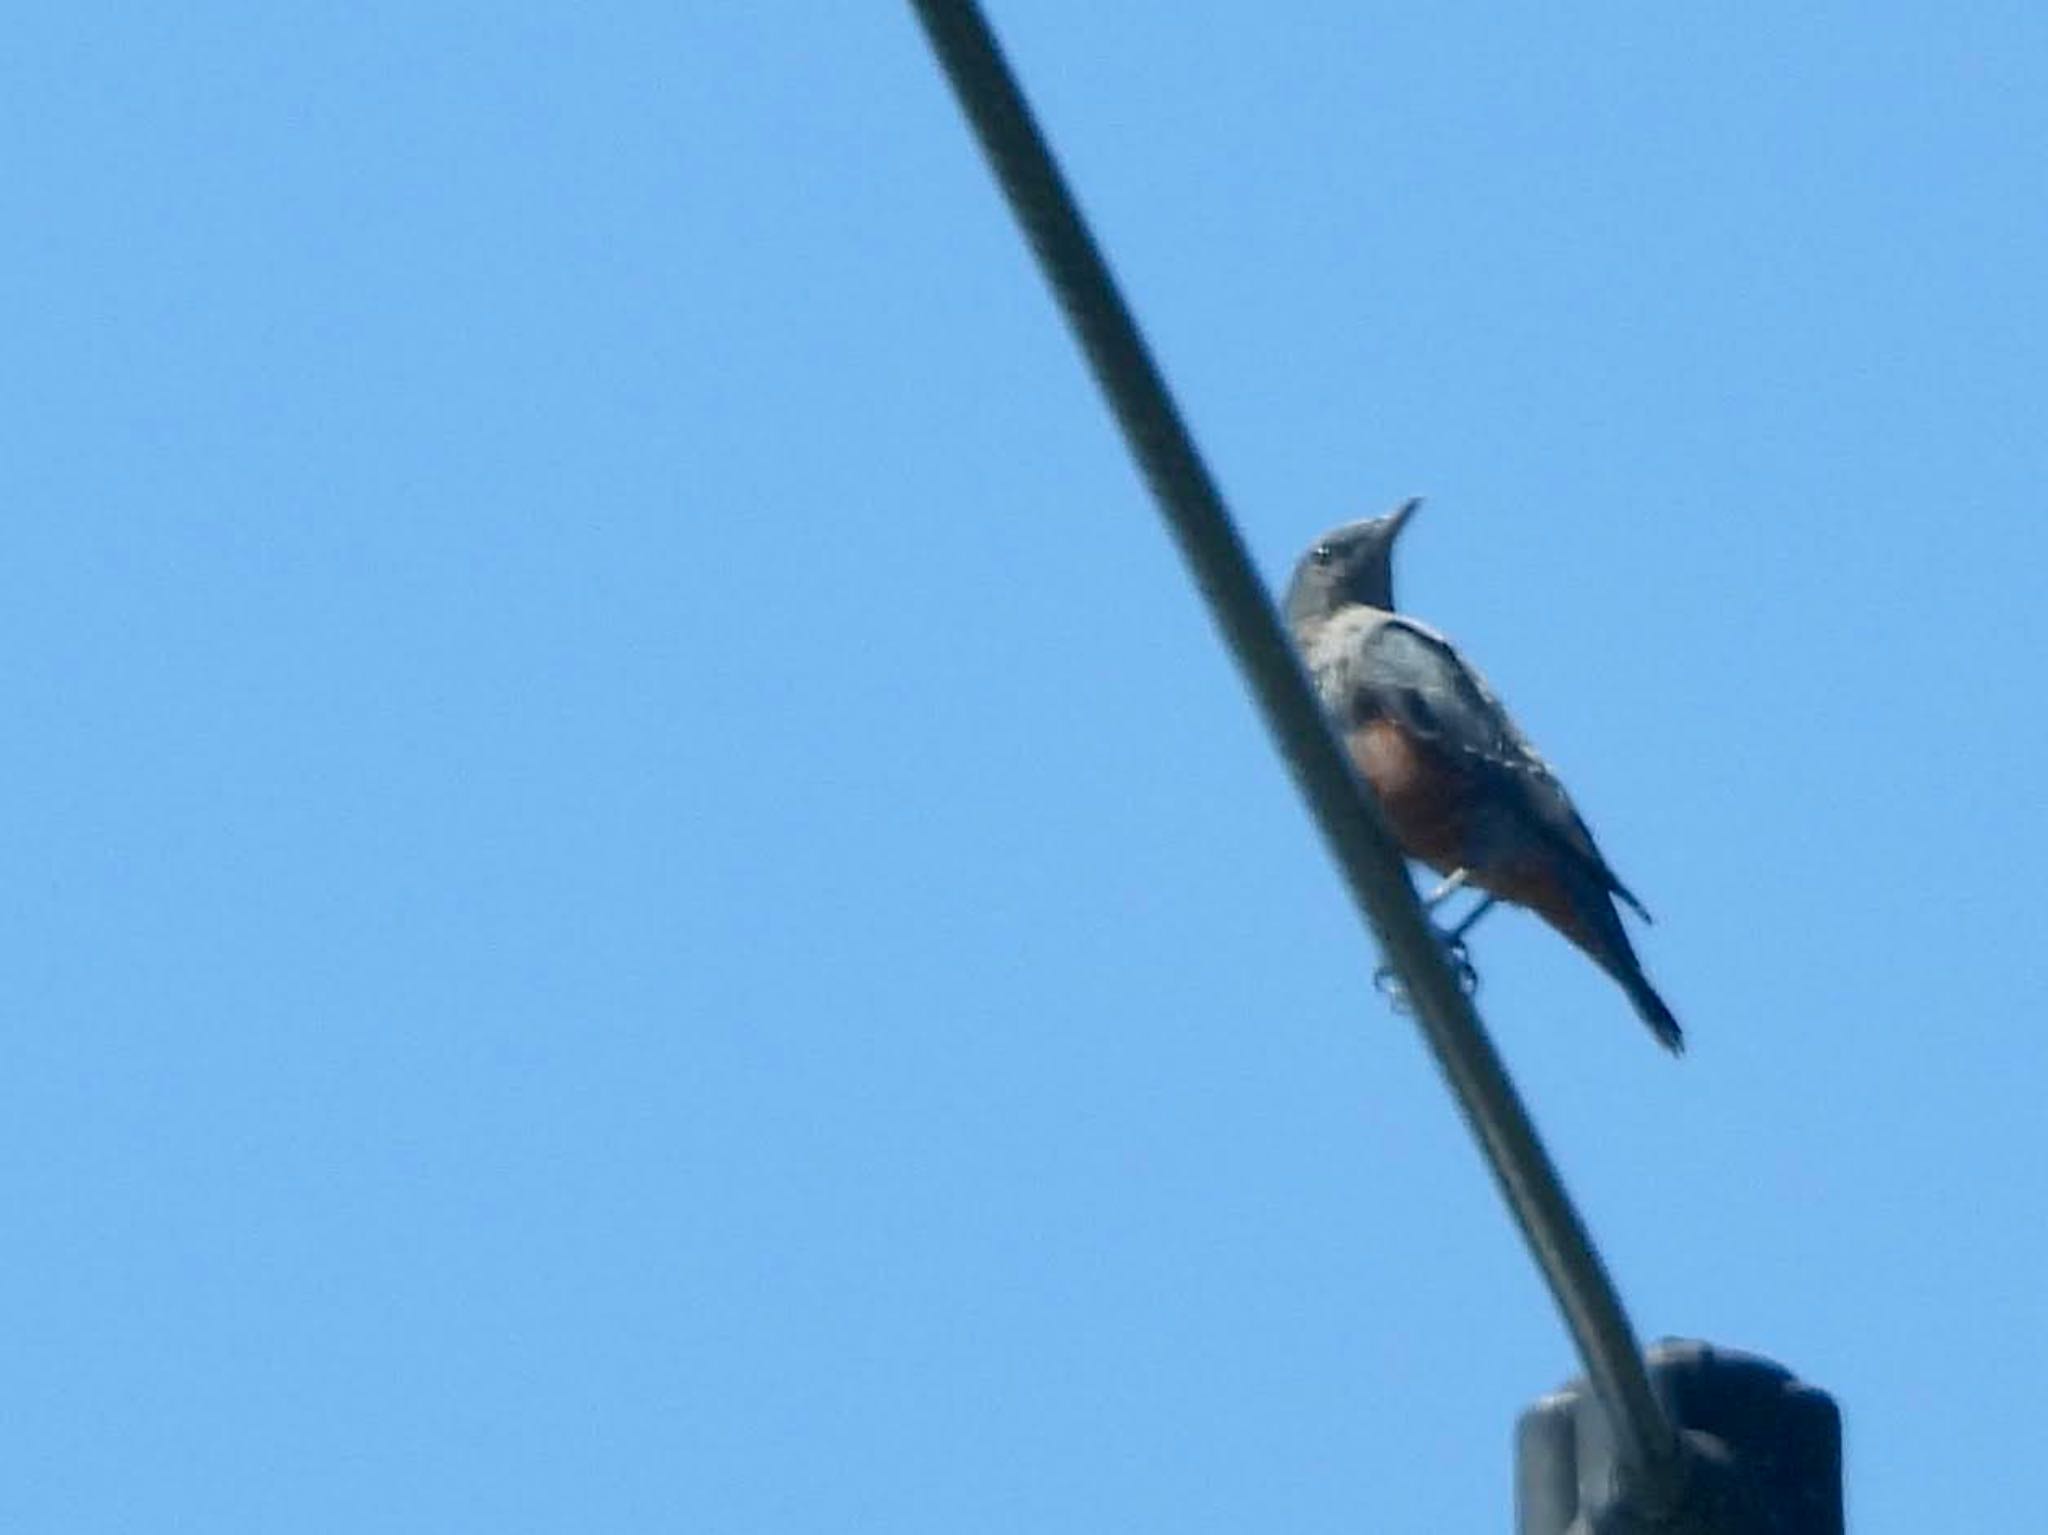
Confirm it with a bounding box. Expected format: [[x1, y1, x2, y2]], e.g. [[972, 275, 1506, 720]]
[[5, 4, 2045, 1530]]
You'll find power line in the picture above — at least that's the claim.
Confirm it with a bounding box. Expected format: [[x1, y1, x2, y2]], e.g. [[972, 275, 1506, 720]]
[[908, 0, 1686, 1510]]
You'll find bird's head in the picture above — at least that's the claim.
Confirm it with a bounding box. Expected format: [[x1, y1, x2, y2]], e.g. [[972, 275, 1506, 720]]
[[1283, 497, 1421, 632]]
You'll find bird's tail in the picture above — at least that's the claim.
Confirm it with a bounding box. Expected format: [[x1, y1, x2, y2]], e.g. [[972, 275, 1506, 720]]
[[1558, 873, 1684, 1055], [1479, 855, 1685, 1056], [1619, 968, 1684, 1055]]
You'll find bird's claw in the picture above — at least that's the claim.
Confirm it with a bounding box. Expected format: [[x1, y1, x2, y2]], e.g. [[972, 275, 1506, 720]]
[[1373, 930, 1481, 1015]]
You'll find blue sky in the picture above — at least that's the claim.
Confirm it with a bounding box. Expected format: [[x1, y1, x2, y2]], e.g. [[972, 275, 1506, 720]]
[[5, 4, 2045, 1529]]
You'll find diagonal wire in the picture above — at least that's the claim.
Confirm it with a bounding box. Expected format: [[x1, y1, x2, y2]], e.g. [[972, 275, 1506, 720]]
[[908, 0, 1686, 1510]]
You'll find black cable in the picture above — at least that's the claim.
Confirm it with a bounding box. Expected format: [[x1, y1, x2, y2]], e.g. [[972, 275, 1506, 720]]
[[908, 0, 1686, 1508]]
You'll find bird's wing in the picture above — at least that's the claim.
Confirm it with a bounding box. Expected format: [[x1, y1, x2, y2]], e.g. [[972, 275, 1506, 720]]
[[1342, 616, 1650, 920]]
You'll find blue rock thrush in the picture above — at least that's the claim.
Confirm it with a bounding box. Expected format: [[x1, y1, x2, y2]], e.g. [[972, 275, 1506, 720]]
[[1285, 499, 1682, 1053]]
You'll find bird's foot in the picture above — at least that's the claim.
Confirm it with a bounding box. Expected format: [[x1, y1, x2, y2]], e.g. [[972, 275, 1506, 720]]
[[1374, 881, 1494, 1013], [1373, 927, 1481, 1015]]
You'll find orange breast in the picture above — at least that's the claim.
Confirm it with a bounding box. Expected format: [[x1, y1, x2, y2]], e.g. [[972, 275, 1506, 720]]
[[1348, 718, 1602, 960], [1346, 717, 1470, 871]]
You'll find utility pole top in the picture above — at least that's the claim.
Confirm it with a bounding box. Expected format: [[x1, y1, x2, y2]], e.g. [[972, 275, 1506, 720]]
[[1517, 1340, 1842, 1535]]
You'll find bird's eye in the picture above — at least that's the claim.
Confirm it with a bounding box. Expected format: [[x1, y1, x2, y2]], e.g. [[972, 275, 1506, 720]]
[[1311, 543, 1336, 566]]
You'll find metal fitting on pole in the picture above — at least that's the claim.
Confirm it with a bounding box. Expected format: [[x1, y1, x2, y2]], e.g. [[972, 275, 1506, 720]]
[[1517, 1340, 1842, 1535]]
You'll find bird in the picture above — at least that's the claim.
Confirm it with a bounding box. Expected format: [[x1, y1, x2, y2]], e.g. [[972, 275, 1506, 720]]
[[1284, 499, 1683, 1053]]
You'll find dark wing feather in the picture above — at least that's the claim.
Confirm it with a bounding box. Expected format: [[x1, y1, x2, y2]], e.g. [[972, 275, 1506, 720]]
[[1350, 618, 1650, 920]]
